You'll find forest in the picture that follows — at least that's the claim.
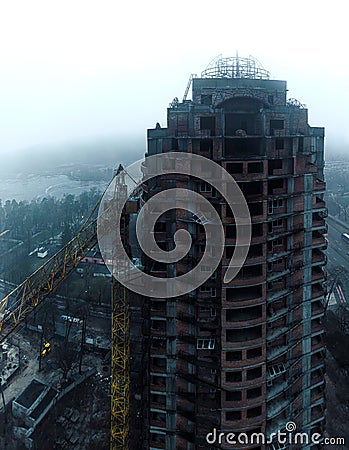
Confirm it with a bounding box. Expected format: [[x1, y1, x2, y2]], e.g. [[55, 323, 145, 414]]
[[0, 189, 101, 284]]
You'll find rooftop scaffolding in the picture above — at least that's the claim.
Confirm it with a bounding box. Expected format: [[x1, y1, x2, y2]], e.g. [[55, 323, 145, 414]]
[[201, 54, 270, 80]]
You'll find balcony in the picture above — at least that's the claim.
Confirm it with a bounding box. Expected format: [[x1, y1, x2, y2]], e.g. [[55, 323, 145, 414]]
[[267, 269, 289, 283], [267, 398, 289, 420], [312, 285, 324, 300], [314, 179, 326, 193], [267, 289, 289, 303], [267, 379, 288, 401], [267, 345, 288, 362], [311, 251, 327, 267], [267, 326, 288, 342], [313, 197, 325, 209], [311, 267, 325, 282], [266, 306, 288, 323], [224, 286, 264, 308], [312, 235, 327, 249], [311, 302, 324, 318]]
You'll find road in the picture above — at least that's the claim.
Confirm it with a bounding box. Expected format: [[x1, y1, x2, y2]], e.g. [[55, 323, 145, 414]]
[[326, 217, 349, 270], [326, 216, 349, 307]]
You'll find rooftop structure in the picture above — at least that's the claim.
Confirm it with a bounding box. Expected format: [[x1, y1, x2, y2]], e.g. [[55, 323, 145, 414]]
[[201, 54, 270, 79]]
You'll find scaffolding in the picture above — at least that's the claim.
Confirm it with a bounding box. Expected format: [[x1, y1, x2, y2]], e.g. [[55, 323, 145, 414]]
[[201, 54, 270, 80]]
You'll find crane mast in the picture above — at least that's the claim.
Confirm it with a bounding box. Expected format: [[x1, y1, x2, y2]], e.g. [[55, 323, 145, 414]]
[[110, 166, 130, 449]]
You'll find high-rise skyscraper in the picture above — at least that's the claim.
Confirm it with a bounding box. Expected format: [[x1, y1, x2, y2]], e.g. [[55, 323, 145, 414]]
[[141, 55, 326, 450]]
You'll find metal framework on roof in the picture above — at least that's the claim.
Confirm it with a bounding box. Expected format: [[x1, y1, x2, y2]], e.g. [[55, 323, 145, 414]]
[[201, 54, 270, 80]]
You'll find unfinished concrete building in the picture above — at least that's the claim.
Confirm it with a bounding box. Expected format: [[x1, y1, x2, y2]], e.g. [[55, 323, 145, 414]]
[[141, 56, 326, 449]]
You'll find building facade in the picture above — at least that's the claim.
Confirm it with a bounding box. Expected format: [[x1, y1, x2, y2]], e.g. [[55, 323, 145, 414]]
[[141, 56, 326, 450]]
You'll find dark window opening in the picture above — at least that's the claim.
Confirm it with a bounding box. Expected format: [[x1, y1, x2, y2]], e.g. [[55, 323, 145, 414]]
[[247, 406, 262, 418], [249, 203, 263, 216], [226, 350, 242, 361], [200, 116, 216, 135], [247, 387, 262, 399], [225, 391, 242, 401], [252, 223, 263, 237], [247, 347, 262, 359], [226, 305, 262, 322], [247, 367, 262, 380], [151, 357, 166, 368], [247, 243, 263, 257], [151, 393, 166, 405], [151, 338, 166, 349], [238, 181, 263, 197], [226, 225, 236, 238], [226, 204, 234, 218], [226, 326, 262, 342], [226, 285, 262, 302], [226, 246, 235, 258], [150, 411, 166, 422], [248, 162, 263, 173], [226, 162, 243, 174], [150, 300, 166, 311], [157, 241, 167, 251], [225, 111, 260, 135], [150, 375, 166, 387], [154, 221, 166, 232], [238, 264, 263, 278], [268, 159, 283, 176], [150, 432, 166, 444], [268, 95, 274, 104], [199, 139, 213, 153], [224, 138, 263, 158], [226, 410, 242, 421], [226, 371, 242, 382], [151, 320, 166, 331], [268, 178, 284, 194]]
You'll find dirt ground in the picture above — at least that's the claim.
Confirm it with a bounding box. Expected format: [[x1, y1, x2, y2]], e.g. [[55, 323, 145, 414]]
[[31, 374, 110, 450], [0, 325, 110, 450]]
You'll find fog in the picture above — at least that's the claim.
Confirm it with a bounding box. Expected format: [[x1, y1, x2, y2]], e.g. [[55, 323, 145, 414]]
[[0, 0, 348, 171]]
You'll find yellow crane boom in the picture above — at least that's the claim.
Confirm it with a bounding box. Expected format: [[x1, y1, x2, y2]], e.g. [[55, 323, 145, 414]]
[[0, 174, 130, 450], [0, 219, 97, 340]]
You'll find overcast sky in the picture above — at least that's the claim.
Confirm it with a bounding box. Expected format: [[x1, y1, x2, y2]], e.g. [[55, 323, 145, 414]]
[[0, 0, 348, 160]]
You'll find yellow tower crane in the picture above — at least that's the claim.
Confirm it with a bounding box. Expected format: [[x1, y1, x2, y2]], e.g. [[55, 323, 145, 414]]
[[0, 170, 131, 450]]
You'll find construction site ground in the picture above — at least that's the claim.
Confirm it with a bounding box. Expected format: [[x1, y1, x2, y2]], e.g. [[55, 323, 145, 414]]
[[1, 302, 348, 448], [0, 308, 111, 449]]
